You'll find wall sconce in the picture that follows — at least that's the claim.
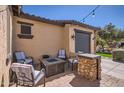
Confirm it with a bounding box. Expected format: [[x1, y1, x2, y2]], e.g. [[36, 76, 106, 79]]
[[92, 36, 96, 40], [71, 34, 75, 40], [6, 58, 9, 66], [6, 53, 12, 66]]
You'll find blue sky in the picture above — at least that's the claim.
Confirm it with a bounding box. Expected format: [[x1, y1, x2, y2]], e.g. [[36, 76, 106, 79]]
[[22, 5, 124, 29]]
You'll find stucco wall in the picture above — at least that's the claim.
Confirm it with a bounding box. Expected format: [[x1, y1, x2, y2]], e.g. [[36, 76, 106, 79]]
[[0, 5, 12, 87], [63, 24, 70, 56], [13, 17, 65, 63], [67, 24, 96, 54], [13, 16, 96, 64]]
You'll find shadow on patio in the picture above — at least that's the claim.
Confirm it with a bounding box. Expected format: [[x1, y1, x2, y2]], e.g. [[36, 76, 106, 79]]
[[69, 73, 100, 87], [36, 71, 100, 87]]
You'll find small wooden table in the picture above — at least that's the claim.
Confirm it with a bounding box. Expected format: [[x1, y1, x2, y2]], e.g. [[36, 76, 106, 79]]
[[39, 58, 66, 77]]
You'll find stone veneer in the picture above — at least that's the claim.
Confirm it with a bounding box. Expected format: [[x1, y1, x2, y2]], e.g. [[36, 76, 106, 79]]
[[78, 54, 101, 81]]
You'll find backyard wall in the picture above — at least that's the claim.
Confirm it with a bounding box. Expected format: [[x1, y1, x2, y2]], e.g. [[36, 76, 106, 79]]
[[0, 5, 13, 87], [13, 16, 65, 63]]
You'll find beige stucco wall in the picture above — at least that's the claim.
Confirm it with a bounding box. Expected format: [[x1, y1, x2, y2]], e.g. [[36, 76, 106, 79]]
[[63, 24, 70, 56], [0, 5, 12, 87], [65, 24, 96, 54], [13, 17, 65, 63], [13, 16, 96, 64]]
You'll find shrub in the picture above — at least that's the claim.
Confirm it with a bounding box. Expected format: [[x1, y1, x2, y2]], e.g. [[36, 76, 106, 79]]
[[112, 49, 124, 62]]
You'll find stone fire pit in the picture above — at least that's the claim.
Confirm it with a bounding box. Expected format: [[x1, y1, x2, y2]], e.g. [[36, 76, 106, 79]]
[[78, 53, 101, 81]]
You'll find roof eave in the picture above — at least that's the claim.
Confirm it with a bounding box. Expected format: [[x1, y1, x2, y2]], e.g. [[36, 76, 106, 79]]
[[13, 7, 100, 31]]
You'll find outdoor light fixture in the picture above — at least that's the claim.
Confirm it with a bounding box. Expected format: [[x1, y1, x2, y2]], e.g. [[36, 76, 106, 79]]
[[92, 36, 95, 40], [71, 34, 75, 40], [6, 53, 11, 66], [92, 10, 95, 18], [80, 5, 100, 22]]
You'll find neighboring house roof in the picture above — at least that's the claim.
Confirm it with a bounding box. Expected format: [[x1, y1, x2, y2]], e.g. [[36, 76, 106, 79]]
[[12, 5, 100, 31]]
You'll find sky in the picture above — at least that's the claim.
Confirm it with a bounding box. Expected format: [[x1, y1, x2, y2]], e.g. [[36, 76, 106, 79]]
[[22, 5, 124, 29]]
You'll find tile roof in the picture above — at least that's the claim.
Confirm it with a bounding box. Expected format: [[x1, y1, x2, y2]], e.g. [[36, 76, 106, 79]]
[[14, 9, 100, 31]]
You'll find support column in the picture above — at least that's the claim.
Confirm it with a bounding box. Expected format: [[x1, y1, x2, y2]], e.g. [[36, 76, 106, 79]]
[[0, 5, 12, 87]]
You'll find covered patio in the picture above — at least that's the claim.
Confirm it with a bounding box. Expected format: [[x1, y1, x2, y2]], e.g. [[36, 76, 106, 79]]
[[1, 5, 124, 87]]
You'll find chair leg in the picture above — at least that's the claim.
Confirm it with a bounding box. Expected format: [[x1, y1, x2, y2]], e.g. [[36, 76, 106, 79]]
[[68, 62, 70, 68], [16, 83, 18, 87], [15, 78, 18, 87], [43, 76, 45, 87], [72, 63, 73, 71]]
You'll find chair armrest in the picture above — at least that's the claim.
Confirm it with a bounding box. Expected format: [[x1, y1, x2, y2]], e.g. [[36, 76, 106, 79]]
[[41, 68, 45, 73], [24, 57, 34, 66], [40, 68, 46, 76], [25, 56, 33, 62], [26, 56, 33, 59]]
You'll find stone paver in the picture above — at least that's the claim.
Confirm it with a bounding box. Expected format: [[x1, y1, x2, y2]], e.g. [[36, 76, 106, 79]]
[[11, 72, 124, 87], [11, 58, 124, 87], [39, 71, 124, 87], [101, 59, 118, 73], [102, 59, 124, 80]]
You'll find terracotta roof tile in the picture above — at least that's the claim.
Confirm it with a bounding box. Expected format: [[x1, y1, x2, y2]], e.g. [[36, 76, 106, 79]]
[[18, 11, 100, 31]]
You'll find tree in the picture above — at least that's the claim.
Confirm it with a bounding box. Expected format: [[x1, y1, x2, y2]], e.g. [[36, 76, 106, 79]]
[[99, 23, 116, 42], [96, 34, 106, 51], [97, 23, 124, 50]]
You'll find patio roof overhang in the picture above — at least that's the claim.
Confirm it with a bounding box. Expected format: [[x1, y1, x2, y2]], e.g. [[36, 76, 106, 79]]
[[12, 5, 101, 31]]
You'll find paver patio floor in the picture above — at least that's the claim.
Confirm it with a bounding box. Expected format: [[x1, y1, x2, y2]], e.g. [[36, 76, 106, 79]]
[[101, 59, 124, 80], [37, 72, 124, 87], [11, 59, 124, 87], [39, 59, 124, 87]]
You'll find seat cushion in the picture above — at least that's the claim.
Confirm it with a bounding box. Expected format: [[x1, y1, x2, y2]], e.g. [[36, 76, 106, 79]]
[[68, 59, 73, 63], [20, 52, 26, 60], [34, 70, 41, 79], [11, 63, 35, 85], [69, 59, 78, 63], [34, 70, 45, 85], [19, 63, 35, 79], [17, 59, 25, 63], [58, 55, 65, 59], [24, 58, 33, 64], [58, 49, 66, 59], [15, 52, 22, 60], [73, 60, 78, 63]]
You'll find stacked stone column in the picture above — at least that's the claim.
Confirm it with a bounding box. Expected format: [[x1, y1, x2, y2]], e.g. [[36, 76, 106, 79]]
[[78, 55, 101, 81]]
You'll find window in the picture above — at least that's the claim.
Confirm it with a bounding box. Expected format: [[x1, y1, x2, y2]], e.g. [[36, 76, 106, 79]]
[[17, 24, 34, 39], [21, 24, 31, 35], [17, 21, 34, 39]]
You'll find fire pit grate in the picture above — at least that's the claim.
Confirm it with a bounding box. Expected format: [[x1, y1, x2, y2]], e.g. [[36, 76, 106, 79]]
[[47, 58, 58, 62]]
